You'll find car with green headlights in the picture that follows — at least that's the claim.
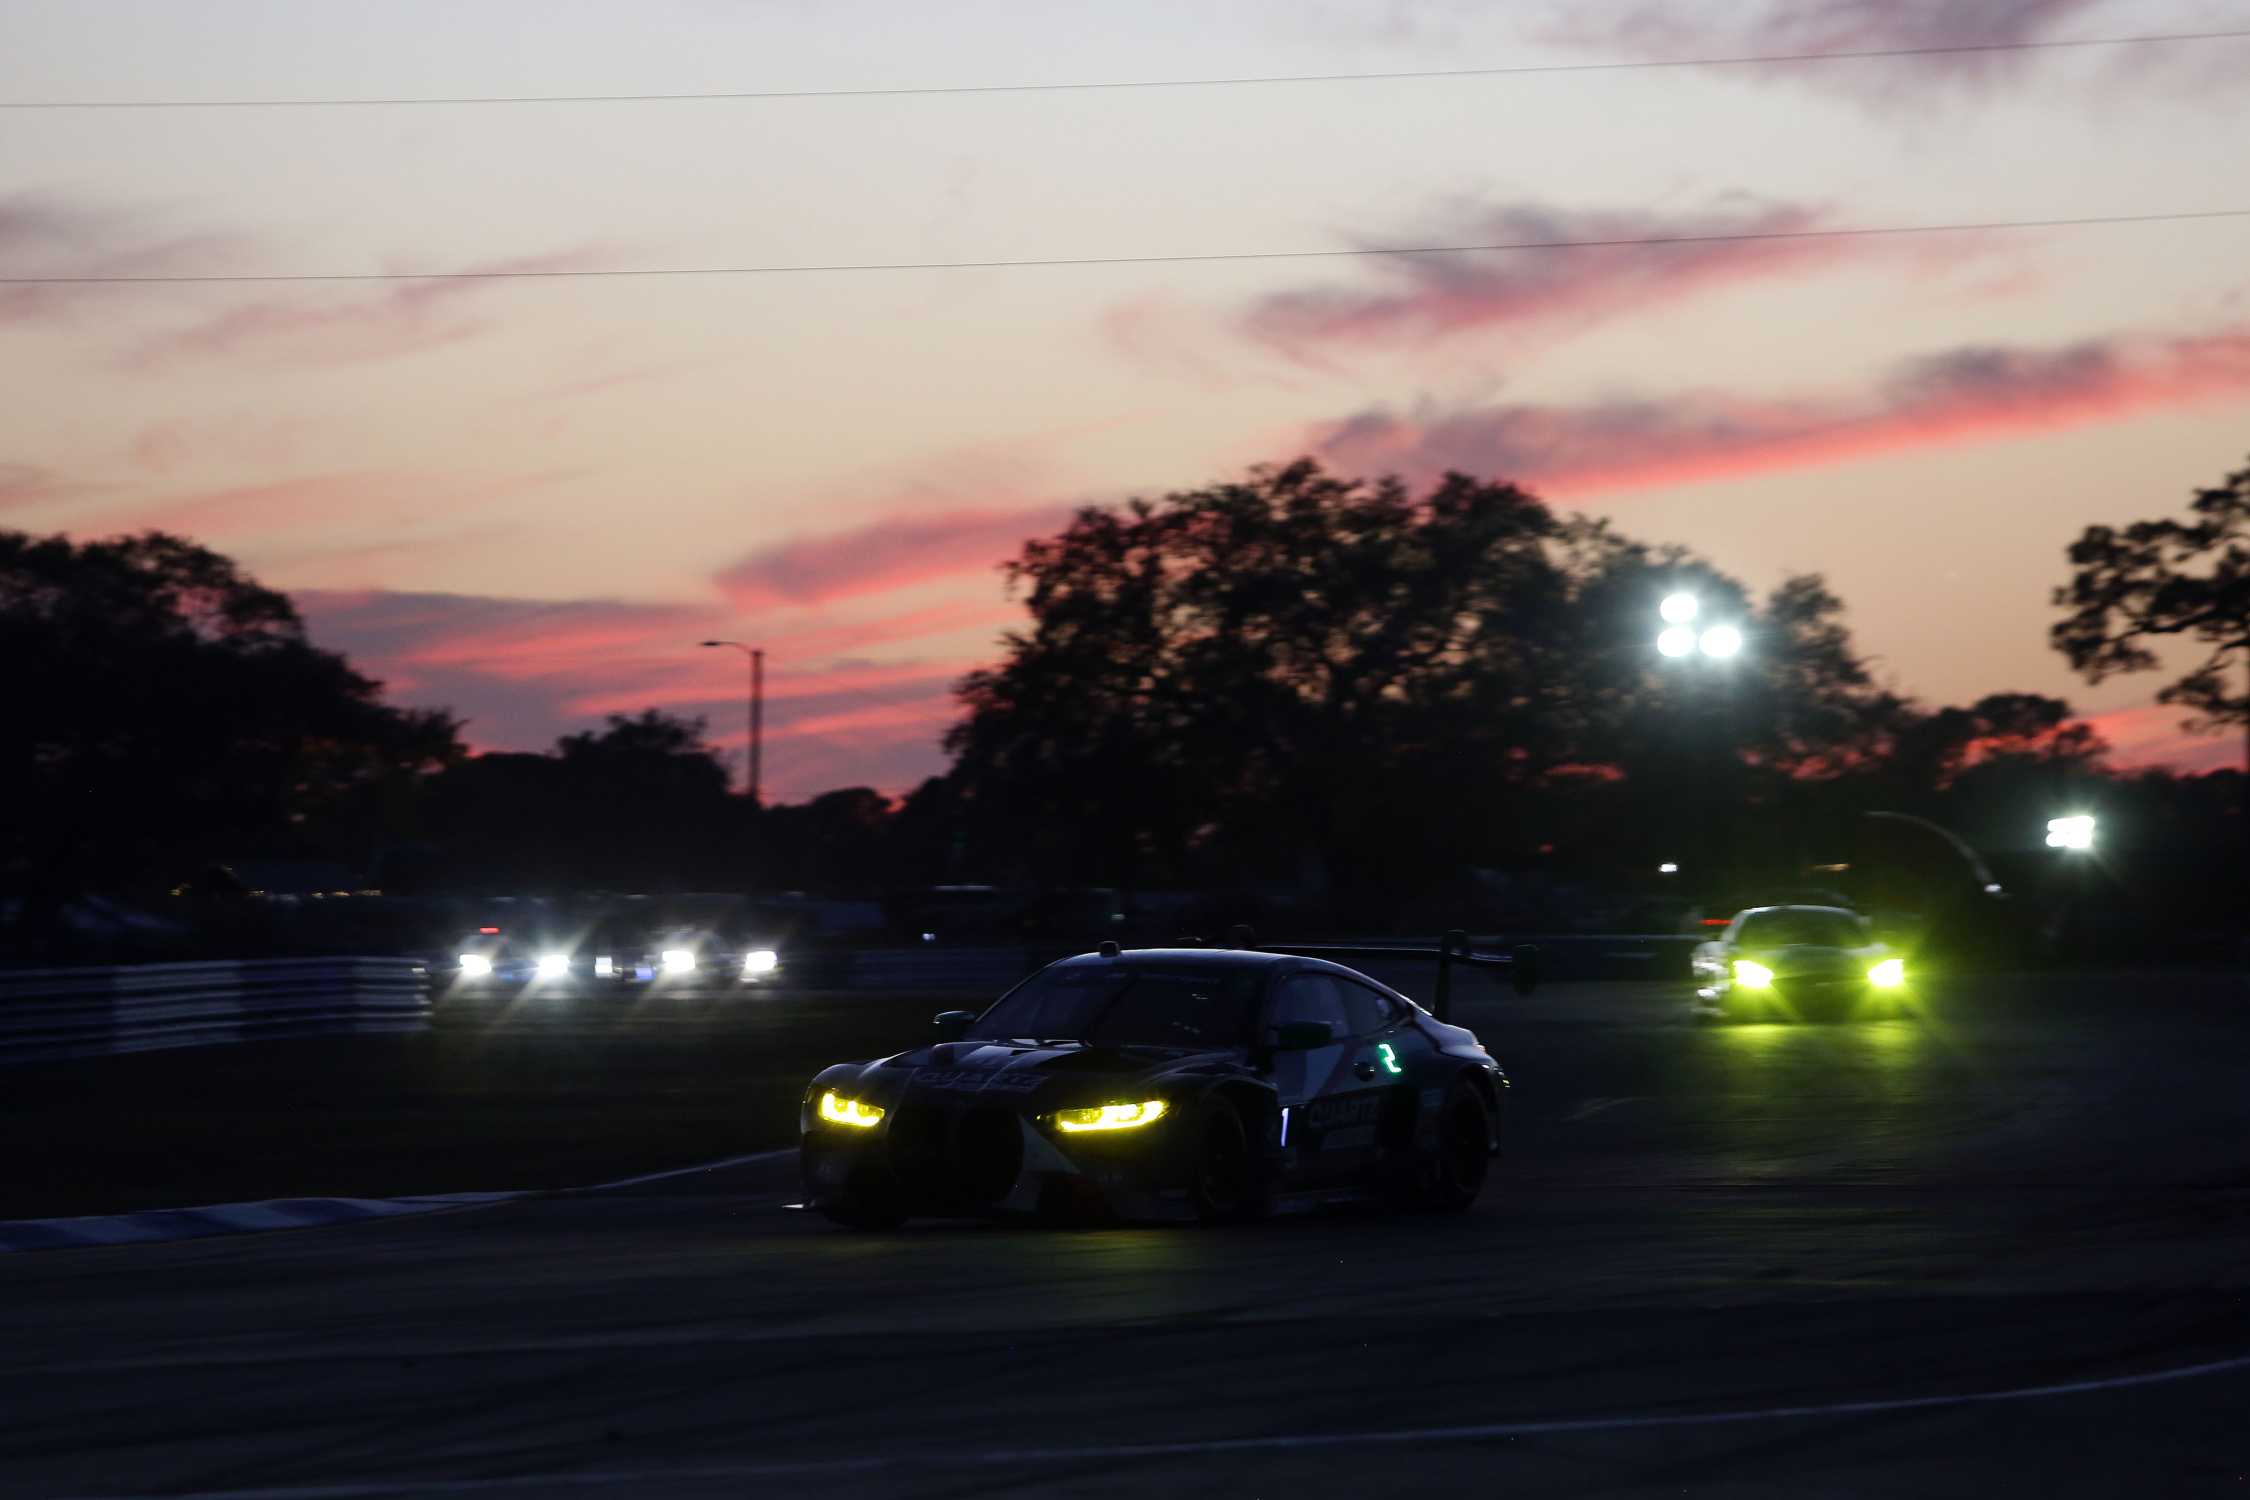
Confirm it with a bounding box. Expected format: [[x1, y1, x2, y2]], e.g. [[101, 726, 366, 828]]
[[1690, 904, 1910, 1021], [799, 945, 1513, 1228]]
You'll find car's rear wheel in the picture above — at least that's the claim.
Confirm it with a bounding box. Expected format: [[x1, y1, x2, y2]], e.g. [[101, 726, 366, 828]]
[[1187, 1098, 1268, 1224], [1416, 1079, 1492, 1212]]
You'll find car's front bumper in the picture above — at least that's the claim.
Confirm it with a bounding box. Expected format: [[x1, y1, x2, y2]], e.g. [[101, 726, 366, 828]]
[[801, 1094, 1196, 1221]]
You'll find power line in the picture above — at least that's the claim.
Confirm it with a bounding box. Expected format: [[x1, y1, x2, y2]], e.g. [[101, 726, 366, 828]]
[[4, 28, 2246, 109], [4, 208, 2247, 287]]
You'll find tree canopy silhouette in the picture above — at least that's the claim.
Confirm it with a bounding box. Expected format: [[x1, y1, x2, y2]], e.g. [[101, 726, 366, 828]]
[[1, 529, 462, 890], [946, 459, 1895, 903], [2053, 454, 2250, 768]]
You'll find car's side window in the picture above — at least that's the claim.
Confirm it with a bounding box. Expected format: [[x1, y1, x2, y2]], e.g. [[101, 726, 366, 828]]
[[1335, 979, 1397, 1038], [1268, 975, 1349, 1037]]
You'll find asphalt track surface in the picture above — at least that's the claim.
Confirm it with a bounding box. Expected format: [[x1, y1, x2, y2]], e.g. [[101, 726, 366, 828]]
[[5, 973, 2248, 1498]]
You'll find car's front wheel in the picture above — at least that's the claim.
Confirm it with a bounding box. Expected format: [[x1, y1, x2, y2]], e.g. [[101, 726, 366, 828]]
[[1187, 1097, 1269, 1225], [1415, 1079, 1492, 1212]]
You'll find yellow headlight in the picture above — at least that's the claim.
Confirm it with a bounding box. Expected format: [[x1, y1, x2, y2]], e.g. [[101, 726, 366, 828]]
[[1732, 959, 1774, 989], [1052, 1099, 1169, 1133], [818, 1090, 885, 1128], [1868, 958, 1905, 988]]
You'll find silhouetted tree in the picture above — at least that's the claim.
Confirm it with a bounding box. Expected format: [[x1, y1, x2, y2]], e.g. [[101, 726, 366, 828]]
[[0, 529, 461, 892], [946, 460, 1899, 910], [2053, 454, 2250, 777]]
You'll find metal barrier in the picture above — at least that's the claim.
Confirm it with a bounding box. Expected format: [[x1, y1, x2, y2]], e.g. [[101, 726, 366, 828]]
[[0, 957, 431, 1065]]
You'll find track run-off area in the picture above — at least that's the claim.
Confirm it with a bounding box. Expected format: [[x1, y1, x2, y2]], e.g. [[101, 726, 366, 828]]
[[4, 972, 2247, 1497]]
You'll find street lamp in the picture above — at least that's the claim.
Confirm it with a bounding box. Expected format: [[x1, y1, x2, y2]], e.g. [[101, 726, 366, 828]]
[[1653, 595, 1744, 661], [2045, 814, 2095, 851], [699, 640, 763, 805], [1698, 624, 1744, 659]]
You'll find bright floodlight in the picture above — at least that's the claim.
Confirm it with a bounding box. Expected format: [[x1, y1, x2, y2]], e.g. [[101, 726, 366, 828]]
[[1659, 593, 1699, 624], [535, 953, 569, 980], [1657, 626, 1695, 658], [662, 948, 697, 975], [2045, 815, 2095, 850], [1699, 625, 1743, 659]]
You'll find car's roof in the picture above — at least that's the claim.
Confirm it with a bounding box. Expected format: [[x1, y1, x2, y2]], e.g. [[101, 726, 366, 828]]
[[1733, 904, 1862, 921], [1052, 947, 1294, 972]]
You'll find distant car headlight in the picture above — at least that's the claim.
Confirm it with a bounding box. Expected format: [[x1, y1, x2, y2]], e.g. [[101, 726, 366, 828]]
[[1868, 958, 1905, 988], [535, 953, 569, 980], [817, 1090, 885, 1128], [1731, 959, 1774, 989], [661, 948, 696, 975], [1051, 1099, 1170, 1133], [594, 956, 614, 977], [458, 953, 492, 977], [742, 949, 779, 976]]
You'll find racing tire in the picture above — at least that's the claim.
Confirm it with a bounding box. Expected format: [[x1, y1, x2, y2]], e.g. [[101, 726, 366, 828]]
[[1416, 1079, 1492, 1213], [1187, 1097, 1269, 1225]]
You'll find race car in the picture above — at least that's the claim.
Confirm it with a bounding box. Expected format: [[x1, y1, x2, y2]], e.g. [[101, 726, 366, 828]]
[[1690, 904, 1909, 1021], [800, 944, 1512, 1228]]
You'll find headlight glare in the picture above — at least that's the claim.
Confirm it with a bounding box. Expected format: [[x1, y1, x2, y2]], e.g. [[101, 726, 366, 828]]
[[1868, 958, 1906, 988], [817, 1090, 885, 1128], [1051, 1099, 1170, 1133], [743, 949, 779, 976], [1732, 959, 1774, 989], [458, 953, 492, 977], [535, 953, 569, 979], [661, 948, 696, 975]]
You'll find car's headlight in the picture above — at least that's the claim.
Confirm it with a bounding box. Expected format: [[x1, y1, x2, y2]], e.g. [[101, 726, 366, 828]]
[[458, 953, 492, 977], [535, 953, 569, 980], [1732, 959, 1774, 989], [743, 949, 779, 976], [594, 956, 614, 977], [1868, 958, 1905, 988], [661, 948, 696, 975], [1051, 1099, 1170, 1133], [817, 1090, 885, 1128]]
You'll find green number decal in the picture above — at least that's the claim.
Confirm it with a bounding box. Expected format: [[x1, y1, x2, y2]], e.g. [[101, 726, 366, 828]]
[[1377, 1042, 1402, 1076]]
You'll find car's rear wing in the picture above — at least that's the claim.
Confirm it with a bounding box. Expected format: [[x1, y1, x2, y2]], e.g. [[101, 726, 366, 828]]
[[1216, 926, 1537, 1022]]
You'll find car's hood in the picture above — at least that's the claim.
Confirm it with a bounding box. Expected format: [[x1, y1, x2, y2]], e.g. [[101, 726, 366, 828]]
[[850, 1038, 1239, 1102], [1738, 943, 1885, 977]]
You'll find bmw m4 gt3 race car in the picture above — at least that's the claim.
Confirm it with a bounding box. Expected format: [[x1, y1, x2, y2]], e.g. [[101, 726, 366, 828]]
[[1690, 904, 1910, 1021], [800, 945, 1512, 1228]]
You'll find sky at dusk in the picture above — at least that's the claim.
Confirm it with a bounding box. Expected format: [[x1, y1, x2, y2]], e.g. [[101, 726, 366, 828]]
[[5, 0, 2248, 799]]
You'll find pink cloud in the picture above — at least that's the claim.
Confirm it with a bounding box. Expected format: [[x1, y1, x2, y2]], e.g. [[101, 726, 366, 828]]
[[1315, 325, 2250, 493], [2078, 704, 2242, 775], [293, 587, 1007, 799], [1245, 198, 1855, 358], [0, 464, 92, 511], [0, 191, 254, 327], [125, 247, 612, 372], [1544, 1, 2115, 99], [714, 505, 1077, 609]]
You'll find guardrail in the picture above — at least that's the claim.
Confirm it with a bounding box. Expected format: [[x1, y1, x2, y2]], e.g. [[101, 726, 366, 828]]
[[0, 957, 431, 1065]]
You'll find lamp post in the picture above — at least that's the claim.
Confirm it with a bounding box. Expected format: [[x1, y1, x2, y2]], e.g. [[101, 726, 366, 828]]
[[699, 640, 763, 806], [1655, 593, 1743, 661]]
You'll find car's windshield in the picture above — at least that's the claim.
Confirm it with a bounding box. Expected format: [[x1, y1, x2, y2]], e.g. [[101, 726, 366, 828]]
[[1738, 909, 1869, 948], [966, 965, 1260, 1049]]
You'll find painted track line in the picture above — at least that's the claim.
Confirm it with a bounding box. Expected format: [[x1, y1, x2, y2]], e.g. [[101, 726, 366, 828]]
[[48, 1349, 2250, 1496], [0, 1148, 796, 1254]]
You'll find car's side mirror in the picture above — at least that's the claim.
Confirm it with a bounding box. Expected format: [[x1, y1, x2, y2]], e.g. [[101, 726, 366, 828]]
[[1273, 1021, 1334, 1051], [932, 1010, 974, 1041]]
